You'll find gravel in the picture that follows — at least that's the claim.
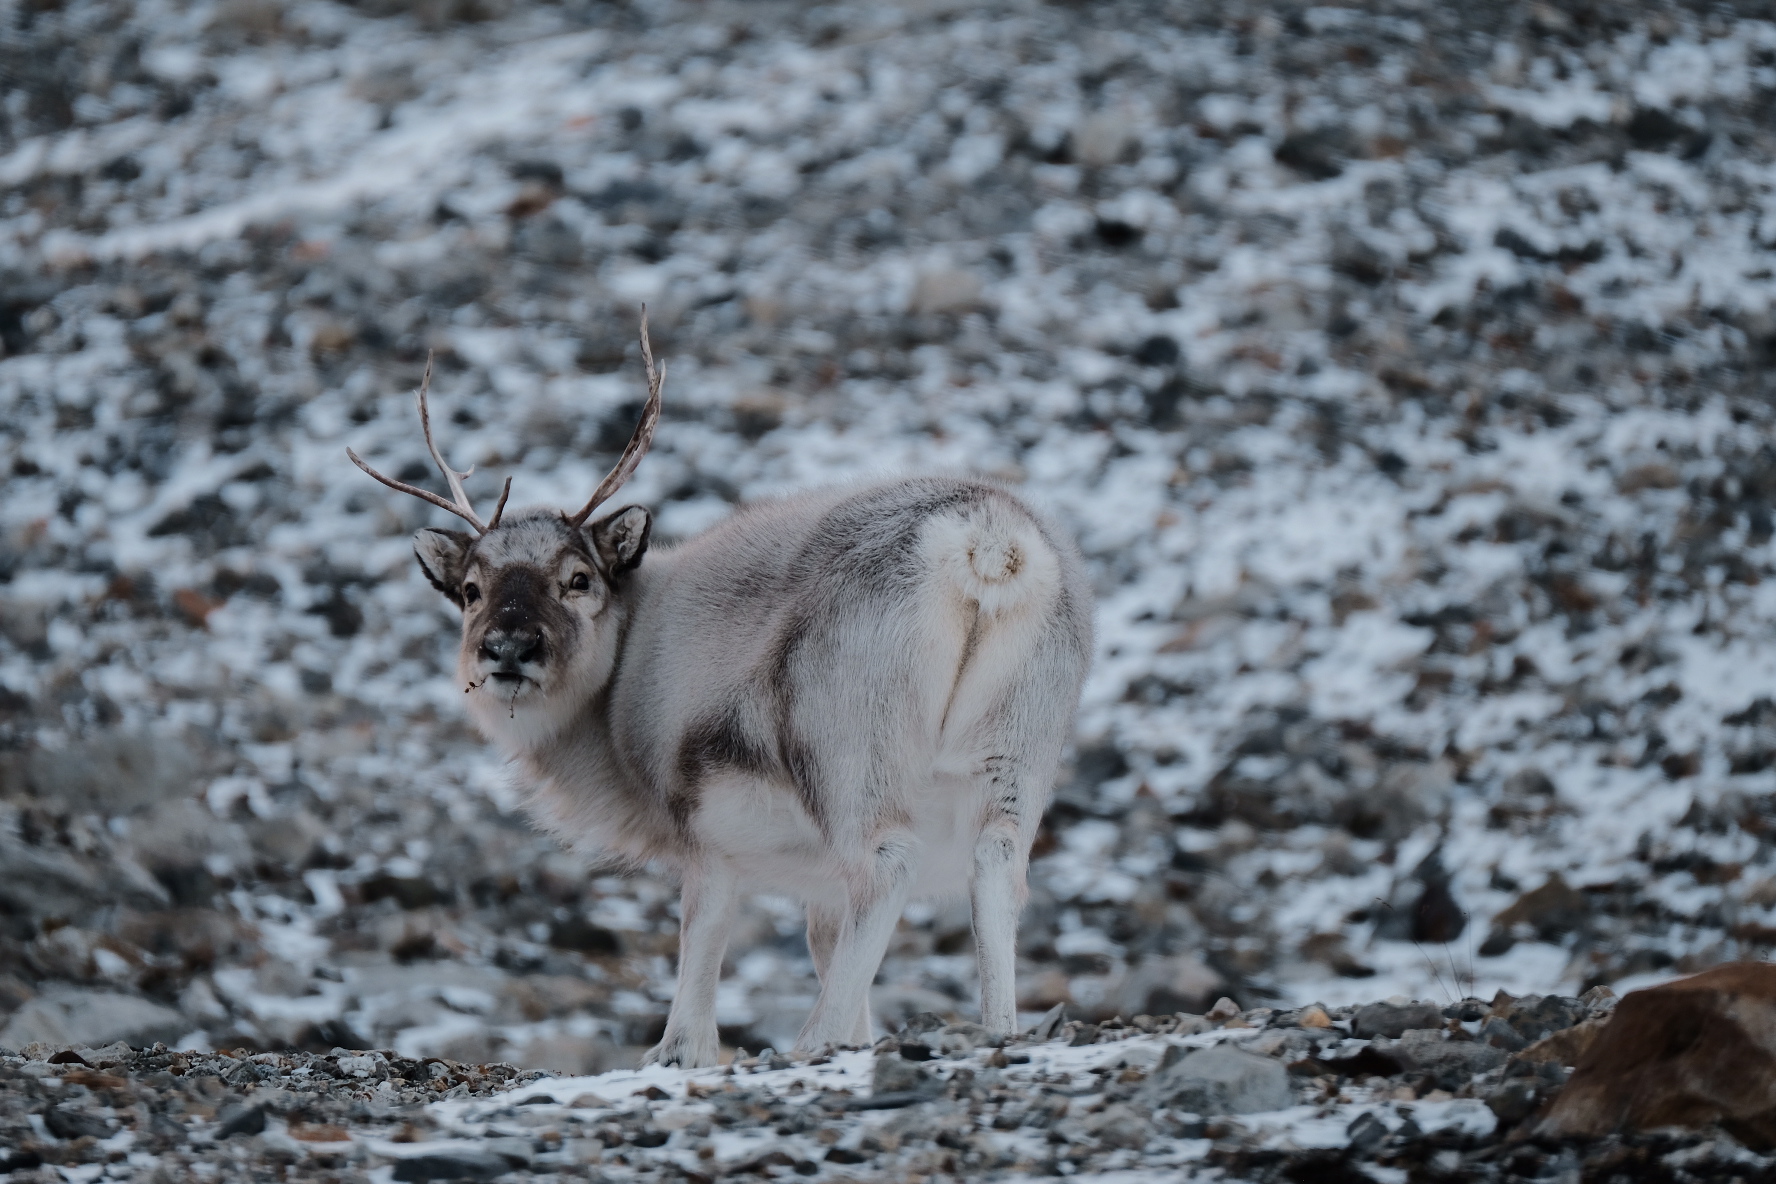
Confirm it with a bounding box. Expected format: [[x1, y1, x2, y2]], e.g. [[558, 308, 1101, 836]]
[[4, 992, 1769, 1182]]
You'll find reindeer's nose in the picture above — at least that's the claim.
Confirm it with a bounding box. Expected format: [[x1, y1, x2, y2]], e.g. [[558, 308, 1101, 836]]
[[481, 625, 543, 670]]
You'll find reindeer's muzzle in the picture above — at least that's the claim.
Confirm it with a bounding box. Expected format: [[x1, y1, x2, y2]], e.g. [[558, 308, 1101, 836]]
[[481, 626, 543, 680], [480, 585, 548, 682]]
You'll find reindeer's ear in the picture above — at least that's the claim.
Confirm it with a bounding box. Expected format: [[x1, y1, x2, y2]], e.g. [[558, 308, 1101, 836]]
[[590, 505, 651, 574], [413, 528, 473, 605]]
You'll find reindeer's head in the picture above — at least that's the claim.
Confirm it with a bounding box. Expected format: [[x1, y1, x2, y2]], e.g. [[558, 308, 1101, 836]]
[[348, 313, 664, 748]]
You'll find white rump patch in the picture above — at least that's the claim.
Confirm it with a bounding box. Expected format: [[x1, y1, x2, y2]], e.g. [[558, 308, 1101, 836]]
[[922, 500, 1060, 619]]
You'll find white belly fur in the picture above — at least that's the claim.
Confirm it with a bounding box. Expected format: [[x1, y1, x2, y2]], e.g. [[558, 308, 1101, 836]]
[[690, 771, 983, 903]]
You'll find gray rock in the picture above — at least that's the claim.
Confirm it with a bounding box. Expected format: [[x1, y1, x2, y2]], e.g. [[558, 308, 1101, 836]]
[[0, 837, 168, 926], [482, 1136, 533, 1166], [1084, 1102, 1151, 1149], [872, 1052, 933, 1095], [1479, 1017, 1528, 1051], [0, 989, 187, 1050], [391, 1150, 515, 1181], [215, 1104, 266, 1138], [1027, 1002, 1066, 1042], [23, 729, 207, 814], [1394, 1029, 1506, 1085], [45, 1104, 112, 1139], [1351, 1001, 1444, 1039], [1141, 1044, 1291, 1115], [1113, 954, 1226, 1019]]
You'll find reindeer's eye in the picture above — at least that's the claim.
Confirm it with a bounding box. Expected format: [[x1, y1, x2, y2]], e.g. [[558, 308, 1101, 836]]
[[463, 582, 481, 604], [569, 572, 590, 592]]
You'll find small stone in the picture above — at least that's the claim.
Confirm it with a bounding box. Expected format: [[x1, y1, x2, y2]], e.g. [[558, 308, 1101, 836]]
[[1141, 1045, 1291, 1115], [1479, 875, 1589, 956], [1396, 1029, 1505, 1088], [1487, 1078, 1541, 1126], [1346, 1110, 1387, 1154], [1443, 999, 1488, 1022], [1112, 954, 1226, 1018], [1351, 1001, 1443, 1040], [45, 1103, 112, 1140], [215, 1103, 266, 1138], [1504, 995, 1583, 1042], [1083, 1103, 1151, 1149], [1206, 998, 1241, 1024], [391, 1151, 513, 1181], [871, 1053, 931, 1096], [1480, 1017, 1528, 1051], [1296, 1004, 1333, 1029], [1027, 1002, 1067, 1042]]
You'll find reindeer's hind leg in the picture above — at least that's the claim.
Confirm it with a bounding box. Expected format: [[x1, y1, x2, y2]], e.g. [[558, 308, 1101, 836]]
[[807, 900, 875, 1046], [795, 832, 915, 1053], [960, 650, 1084, 1036], [645, 861, 736, 1068], [971, 798, 1027, 1035]]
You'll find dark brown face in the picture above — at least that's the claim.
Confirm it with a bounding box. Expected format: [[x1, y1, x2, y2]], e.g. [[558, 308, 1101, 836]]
[[412, 505, 650, 733]]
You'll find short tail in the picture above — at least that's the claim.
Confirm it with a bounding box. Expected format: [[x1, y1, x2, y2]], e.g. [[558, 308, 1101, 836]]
[[925, 497, 1061, 619]]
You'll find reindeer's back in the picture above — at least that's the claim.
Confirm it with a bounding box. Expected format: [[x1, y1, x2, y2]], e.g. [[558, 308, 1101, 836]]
[[609, 477, 1091, 851]]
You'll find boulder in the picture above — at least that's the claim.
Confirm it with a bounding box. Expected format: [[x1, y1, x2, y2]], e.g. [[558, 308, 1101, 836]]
[[1536, 963, 1776, 1148], [1141, 1044, 1290, 1115], [0, 988, 187, 1050]]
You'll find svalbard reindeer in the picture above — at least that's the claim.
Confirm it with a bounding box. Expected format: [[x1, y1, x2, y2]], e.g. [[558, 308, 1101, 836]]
[[348, 315, 1093, 1066]]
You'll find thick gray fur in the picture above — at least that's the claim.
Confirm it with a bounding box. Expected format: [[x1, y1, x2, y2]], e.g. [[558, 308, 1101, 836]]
[[413, 476, 1093, 1065]]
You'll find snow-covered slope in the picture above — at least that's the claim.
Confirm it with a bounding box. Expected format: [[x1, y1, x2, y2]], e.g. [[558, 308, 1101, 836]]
[[2, 0, 1776, 1073]]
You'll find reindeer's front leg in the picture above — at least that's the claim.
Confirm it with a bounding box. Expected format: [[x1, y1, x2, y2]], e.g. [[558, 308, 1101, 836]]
[[807, 900, 874, 1046], [645, 861, 736, 1068]]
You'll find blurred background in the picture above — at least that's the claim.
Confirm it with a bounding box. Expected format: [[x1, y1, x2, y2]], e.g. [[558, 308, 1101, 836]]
[[3, 0, 1776, 1073]]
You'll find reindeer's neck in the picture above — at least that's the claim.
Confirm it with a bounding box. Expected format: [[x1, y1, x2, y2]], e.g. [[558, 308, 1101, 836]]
[[506, 626, 682, 865]]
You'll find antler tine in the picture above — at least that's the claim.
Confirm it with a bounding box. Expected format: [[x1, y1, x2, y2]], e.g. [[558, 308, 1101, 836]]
[[568, 307, 666, 528], [487, 475, 513, 530], [346, 447, 487, 532], [413, 354, 486, 532], [345, 354, 503, 535]]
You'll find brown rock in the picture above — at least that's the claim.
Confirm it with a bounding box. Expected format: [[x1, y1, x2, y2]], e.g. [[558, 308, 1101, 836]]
[[1516, 1017, 1607, 1067], [1479, 874, 1589, 956], [1536, 963, 1776, 1148]]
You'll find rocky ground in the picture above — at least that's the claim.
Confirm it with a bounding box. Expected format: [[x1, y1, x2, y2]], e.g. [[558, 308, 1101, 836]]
[[6, 0, 1776, 1175], [14, 987, 1765, 1184]]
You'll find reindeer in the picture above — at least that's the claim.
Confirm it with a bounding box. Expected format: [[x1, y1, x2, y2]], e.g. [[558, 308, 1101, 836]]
[[348, 315, 1093, 1066]]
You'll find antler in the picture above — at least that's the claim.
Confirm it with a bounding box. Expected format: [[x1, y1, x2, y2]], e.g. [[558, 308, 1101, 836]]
[[346, 354, 510, 535], [567, 307, 665, 528]]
